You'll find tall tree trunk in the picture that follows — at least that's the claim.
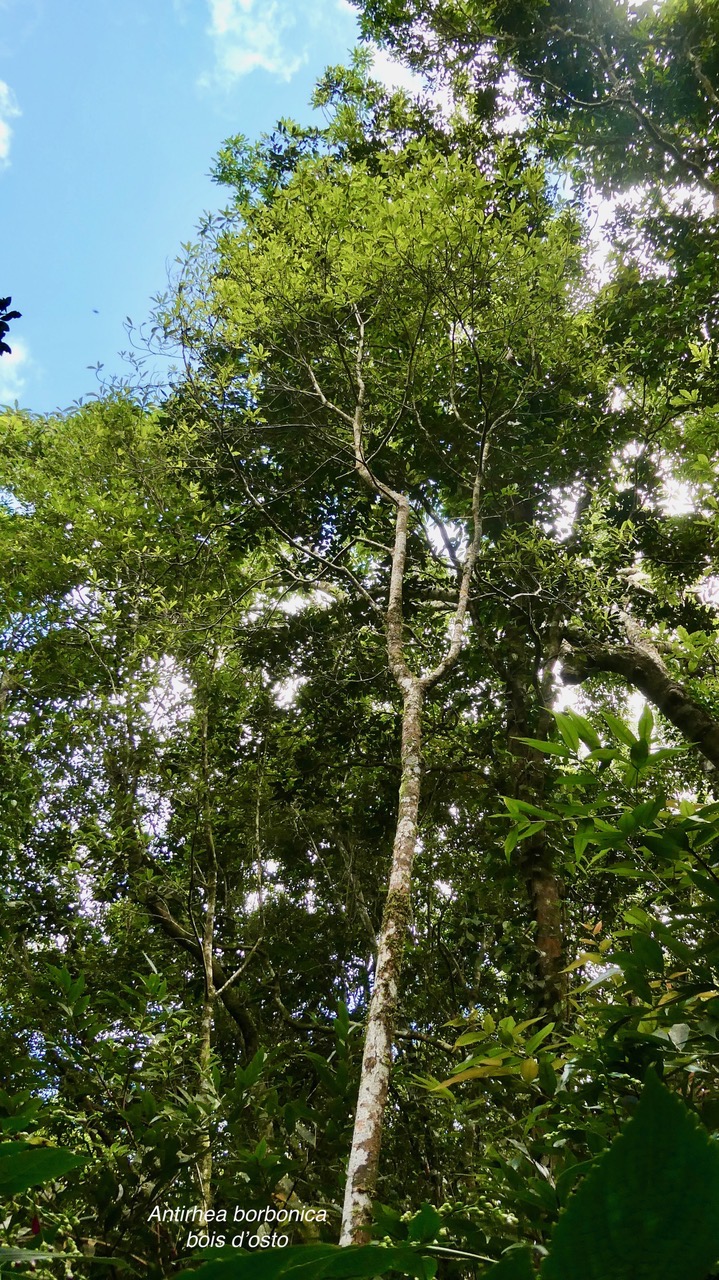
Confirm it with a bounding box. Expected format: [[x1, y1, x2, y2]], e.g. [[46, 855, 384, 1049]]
[[271, 324, 483, 1245], [197, 992, 214, 1215], [473, 490, 567, 1014], [197, 708, 218, 1215], [527, 855, 564, 1008], [339, 681, 423, 1245], [341, 466, 481, 1244]]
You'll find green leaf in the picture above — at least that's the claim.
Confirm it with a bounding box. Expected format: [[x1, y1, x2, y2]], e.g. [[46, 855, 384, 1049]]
[[484, 1249, 536, 1278], [668, 1023, 690, 1051], [504, 826, 521, 859], [185, 1248, 328, 1280], [552, 712, 580, 752], [525, 1022, 555, 1055], [540, 1072, 719, 1280], [0, 1118, 34, 1136], [611, 953, 653, 1001], [501, 798, 559, 820], [184, 1245, 437, 1279], [637, 704, 653, 743], [0, 1249, 63, 1262], [616, 797, 663, 835], [601, 711, 637, 748], [407, 1203, 441, 1244], [630, 933, 664, 974], [629, 739, 649, 768], [555, 1159, 597, 1207], [511, 738, 572, 758], [642, 831, 687, 860], [0, 1141, 32, 1157], [0, 1144, 86, 1196], [373, 1203, 407, 1241], [563, 710, 602, 751], [538, 1054, 556, 1097], [515, 821, 546, 843], [321, 1246, 437, 1278], [573, 822, 599, 859]]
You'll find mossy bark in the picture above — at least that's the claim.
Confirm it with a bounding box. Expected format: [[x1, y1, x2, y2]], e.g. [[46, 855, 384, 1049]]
[[339, 681, 424, 1245]]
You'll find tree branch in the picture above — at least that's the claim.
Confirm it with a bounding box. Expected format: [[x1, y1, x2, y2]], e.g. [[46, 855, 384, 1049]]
[[145, 892, 259, 1058], [562, 624, 719, 769]]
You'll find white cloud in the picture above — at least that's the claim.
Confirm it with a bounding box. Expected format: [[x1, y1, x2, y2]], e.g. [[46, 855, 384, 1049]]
[[203, 2, 428, 91], [0, 80, 20, 167], [203, 0, 307, 82], [0, 337, 29, 404], [201, 0, 359, 83]]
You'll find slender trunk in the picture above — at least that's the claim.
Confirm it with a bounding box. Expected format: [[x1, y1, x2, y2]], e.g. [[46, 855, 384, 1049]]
[[473, 491, 567, 1013], [197, 991, 214, 1215], [329, 335, 483, 1244], [197, 711, 218, 1215], [339, 837, 378, 965], [142, 891, 258, 1055], [528, 860, 564, 1008], [340, 681, 424, 1245], [340, 470, 481, 1243]]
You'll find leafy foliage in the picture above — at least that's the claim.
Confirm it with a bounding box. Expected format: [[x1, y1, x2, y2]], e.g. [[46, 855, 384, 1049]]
[[0, 1142, 85, 1198], [542, 1073, 719, 1280], [0, 297, 21, 358], [184, 1243, 437, 1278]]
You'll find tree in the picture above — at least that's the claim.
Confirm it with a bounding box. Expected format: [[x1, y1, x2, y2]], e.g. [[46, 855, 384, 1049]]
[[0, 297, 21, 357], [356, 0, 719, 199], [160, 108, 656, 1236], [163, 57, 719, 1251]]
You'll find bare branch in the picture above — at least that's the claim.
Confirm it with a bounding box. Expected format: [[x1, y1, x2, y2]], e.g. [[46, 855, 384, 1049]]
[[214, 938, 264, 998]]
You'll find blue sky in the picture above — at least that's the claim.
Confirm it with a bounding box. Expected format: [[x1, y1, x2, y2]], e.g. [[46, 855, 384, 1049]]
[[0, 0, 381, 413]]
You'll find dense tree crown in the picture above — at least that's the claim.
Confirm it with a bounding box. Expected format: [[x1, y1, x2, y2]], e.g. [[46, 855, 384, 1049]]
[[2, 3, 719, 1278]]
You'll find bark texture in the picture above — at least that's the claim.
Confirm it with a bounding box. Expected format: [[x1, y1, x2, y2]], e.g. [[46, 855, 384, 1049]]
[[340, 453, 482, 1244], [528, 862, 564, 993], [197, 994, 214, 1213], [197, 721, 218, 1214], [339, 683, 424, 1245]]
